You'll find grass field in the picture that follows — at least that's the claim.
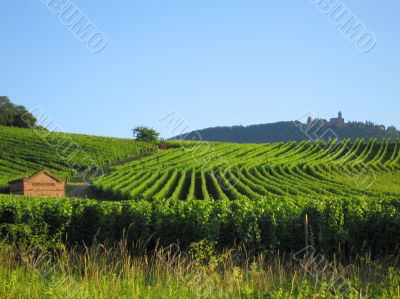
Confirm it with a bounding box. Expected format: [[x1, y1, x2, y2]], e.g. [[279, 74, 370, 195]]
[[1, 241, 399, 299]]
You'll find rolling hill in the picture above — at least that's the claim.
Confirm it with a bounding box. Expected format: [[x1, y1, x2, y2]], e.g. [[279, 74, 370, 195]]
[[94, 139, 400, 201], [172, 121, 400, 143], [1, 125, 400, 258], [0, 125, 157, 191]]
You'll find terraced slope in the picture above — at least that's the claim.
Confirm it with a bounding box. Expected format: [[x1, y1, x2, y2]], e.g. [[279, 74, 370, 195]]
[[0, 126, 157, 189], [94, 139, 400, 200]]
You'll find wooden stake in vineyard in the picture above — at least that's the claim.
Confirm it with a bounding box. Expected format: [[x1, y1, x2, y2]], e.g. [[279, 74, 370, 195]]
[[304, 214, 309, 251]]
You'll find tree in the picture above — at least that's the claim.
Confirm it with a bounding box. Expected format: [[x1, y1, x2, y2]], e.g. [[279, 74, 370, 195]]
[[14, 105, 37, 128], [0, 96, 15, 126], [132, 126, 160, 142], [0, 96, 38, 128]]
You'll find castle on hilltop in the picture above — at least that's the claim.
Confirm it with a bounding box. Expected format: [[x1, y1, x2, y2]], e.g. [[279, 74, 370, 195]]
[[307, 111, 345, 127], [306, 111, 388, 130], [330, 111, 345, 127]]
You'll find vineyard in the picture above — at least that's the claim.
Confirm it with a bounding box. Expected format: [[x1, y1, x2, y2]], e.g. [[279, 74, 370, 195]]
[[0, 127, 400, 254], [94, 139, 400, 200], [0, 126, 157, 190], [1, 194, 399, 255]]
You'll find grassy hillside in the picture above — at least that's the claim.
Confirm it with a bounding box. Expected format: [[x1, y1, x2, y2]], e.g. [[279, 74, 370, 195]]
[[0, 126, 157, 190], [94, 139, 400, 200]]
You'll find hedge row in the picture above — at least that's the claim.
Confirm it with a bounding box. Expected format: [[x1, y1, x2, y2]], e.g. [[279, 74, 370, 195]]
[[0, 195, 399, 255]]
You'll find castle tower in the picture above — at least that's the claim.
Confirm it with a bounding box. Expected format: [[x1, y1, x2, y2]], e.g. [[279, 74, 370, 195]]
[[330, 111, 345, 127], [338, 111, 344, 126]]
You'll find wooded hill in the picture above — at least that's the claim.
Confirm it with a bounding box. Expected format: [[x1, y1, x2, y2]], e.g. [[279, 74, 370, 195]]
[[172, 121, 400, 143]]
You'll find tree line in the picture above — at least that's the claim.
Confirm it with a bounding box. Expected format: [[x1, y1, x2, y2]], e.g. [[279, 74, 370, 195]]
[[0, 96, 37, 128], [173, 121, 400, 143]]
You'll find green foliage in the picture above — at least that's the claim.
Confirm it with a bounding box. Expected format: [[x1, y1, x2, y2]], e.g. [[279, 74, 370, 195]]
[[0, 97, 15, 126], [0, 126, 158, 188], [132, 126, 160, 142], [1, 128, 400, 258], [0, 241, 398, 298], [0, 194, 399, 256], [0, 96, 37, 128], [172, 121, 400, 143], [94, 139, 400, 201], [13, 105, 37, 128]]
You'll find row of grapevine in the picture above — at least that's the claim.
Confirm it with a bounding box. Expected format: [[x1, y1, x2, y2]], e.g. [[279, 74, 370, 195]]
[[1, 194, 399, 256], [0, 125, 158, 189], [94, 139, 400, 201]]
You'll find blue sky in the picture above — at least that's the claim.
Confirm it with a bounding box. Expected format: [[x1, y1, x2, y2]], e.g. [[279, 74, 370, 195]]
[[0, 1, 399, 138]]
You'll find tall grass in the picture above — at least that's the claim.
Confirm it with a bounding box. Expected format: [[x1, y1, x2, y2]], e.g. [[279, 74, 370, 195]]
[[0, 239, 399, 299]]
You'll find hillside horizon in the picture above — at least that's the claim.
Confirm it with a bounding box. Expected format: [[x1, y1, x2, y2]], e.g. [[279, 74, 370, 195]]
[[172, 115, 400, 143]]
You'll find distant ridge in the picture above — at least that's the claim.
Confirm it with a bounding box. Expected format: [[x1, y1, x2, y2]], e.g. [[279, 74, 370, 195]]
[[172, 116, 400, 144]]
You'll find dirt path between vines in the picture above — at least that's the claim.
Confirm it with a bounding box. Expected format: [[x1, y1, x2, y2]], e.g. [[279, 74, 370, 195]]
[[67, 152, 155, 198]]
